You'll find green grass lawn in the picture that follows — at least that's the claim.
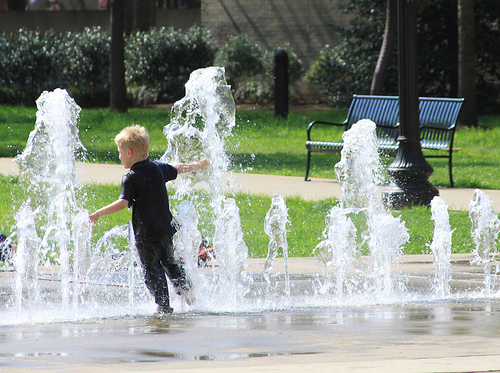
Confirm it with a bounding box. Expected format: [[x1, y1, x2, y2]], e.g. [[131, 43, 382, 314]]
[[0, 105, 494, 258], [1, 105, 498, 189], [0, 175, 474, 258]]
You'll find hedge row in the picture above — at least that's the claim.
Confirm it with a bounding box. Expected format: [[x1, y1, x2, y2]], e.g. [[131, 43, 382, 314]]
[[0, 27, 303, 107]]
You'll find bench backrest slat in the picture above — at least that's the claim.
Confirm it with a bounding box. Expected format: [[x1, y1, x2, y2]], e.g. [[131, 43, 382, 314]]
[[347, 95, 400, 130], [346, 95, 463, 147], [419, 97, 464, 146]]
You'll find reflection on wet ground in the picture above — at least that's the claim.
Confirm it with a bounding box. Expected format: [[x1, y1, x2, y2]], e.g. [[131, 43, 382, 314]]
[[2, 255, 500, 370], [2, 301, 500, 369]]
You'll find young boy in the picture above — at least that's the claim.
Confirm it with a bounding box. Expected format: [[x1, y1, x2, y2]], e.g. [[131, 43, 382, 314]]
[[89, 125, 209, 314]]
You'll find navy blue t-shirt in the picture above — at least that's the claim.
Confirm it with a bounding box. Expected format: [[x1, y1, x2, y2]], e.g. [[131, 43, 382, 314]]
[[119, 159, 178, 242]]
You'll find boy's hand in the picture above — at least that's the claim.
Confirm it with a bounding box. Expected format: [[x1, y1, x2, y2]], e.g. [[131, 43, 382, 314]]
[[176, 159, 212, 174], [198, 158, 211, 171], [89, 212, 99, 226], [88, 200, 128, 225]]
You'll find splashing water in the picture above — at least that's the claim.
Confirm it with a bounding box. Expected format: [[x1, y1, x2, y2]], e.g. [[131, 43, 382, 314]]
[[13, 89, 91, 314], [316, 120, 409, 299], [430, 196, 453, 298], [468, 189, 500, 294], [211, 198, 250, 308], [335, 119, 384, 212], [13, 204, 41, 312], [162, 66, 235, 209], [163, 67, 252, 311], [263, 193, 290, 299], [5, 75, 500, 325], [5, 89, 149, 322], [171, 200, 205, 310], [315, 206, 357, 297], [368, 210, 408, 296]]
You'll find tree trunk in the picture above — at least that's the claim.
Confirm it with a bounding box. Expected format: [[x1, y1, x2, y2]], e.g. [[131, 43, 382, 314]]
[[371, 0, 397, 95], [134, 0, 156, 32], [371, 0, 428, 96], [458, 0, 478, 128], [110, 0, 128, 112]]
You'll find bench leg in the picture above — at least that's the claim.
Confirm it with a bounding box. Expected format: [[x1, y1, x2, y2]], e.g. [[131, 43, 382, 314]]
[[449, 152, 454, 188], [305, 151, 311, 181]]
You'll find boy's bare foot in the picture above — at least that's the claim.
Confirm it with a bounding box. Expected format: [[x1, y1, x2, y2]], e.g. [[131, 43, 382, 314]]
[[176, 284, 195, 306], [155, 305, 174, 314], [182, 291, 195, 306]]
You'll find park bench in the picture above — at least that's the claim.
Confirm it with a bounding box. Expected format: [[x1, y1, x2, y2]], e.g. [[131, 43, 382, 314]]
[[305, 95, 464, 187]]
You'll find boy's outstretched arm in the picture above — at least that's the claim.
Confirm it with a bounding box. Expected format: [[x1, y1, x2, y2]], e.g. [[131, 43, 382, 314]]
[[175, 158, 211, 174], [89, 199, 129, 225]]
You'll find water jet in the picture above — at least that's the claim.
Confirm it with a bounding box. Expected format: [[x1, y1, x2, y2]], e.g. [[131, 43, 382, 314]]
[[1, 69, 499, 326]]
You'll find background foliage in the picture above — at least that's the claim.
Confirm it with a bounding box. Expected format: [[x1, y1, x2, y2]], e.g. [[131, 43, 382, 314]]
[[305, 0, 500, 114], [214, 35, 303, 102], [125, 26, 217, 104], [0, 27, 111, 107], [2, 0, 499, 114], [0, 27, 302, 107]]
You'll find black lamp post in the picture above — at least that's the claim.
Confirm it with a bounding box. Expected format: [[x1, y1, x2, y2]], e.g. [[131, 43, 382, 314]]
[[382, 0, 439, 209]]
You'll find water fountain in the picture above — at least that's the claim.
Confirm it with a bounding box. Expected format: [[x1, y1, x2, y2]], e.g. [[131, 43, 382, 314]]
[[263, 193, 290, 300], [430, 196, 453, 298], [315, 119, 409, 300], [2, 69, 500, 327], [3, 89, 149, 322], [469, 189, 500, 294], [162, 67, 251, 311], [314, 206, 357, 298], [11, 88, 92, 318]]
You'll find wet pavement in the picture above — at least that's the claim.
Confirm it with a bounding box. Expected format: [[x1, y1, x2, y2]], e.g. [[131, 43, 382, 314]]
[[3, 303, 500, 373], [2, 255, 500, 372]]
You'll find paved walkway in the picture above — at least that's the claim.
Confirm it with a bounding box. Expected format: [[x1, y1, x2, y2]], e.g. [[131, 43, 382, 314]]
[[1, 157, 499, 211]]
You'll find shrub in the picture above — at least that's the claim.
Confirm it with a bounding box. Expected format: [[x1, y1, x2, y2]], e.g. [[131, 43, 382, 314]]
[[305, 41, 379, 106], [216, 35, 303, 102], [125, 26, 216, 104], [54, 27, 111, 107], [0, 27, 111, 107], [0, 29, 56, 105], [214, 33, 265, 95], [58, 27, 111, 90], [0, 26, 214, 107], [305, 0, 391, 106]]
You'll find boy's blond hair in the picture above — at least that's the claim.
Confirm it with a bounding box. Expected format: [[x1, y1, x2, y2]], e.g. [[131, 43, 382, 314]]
[[115, 125, 149, 158]]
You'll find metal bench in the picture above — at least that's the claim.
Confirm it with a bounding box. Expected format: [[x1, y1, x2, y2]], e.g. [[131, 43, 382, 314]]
[[305, 95, 464, 187]]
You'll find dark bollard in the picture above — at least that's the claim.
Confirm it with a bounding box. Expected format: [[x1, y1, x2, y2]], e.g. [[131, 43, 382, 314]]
[[274, 50, 289, 119]]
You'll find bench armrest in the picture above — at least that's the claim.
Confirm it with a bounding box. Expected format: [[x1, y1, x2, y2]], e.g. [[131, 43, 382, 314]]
[[307, 120, 345, 141]]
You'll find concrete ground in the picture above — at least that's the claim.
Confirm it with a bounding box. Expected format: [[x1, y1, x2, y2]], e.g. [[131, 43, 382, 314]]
[[2, 255, 500, 373], [2, 158, 500, 372]]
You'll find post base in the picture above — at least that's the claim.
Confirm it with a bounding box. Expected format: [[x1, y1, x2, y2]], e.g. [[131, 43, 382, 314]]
[[382, 138, 439, 209]]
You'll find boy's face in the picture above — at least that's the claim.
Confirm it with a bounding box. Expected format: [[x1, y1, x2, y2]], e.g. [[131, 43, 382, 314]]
[[118, 145, 134, 169]]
